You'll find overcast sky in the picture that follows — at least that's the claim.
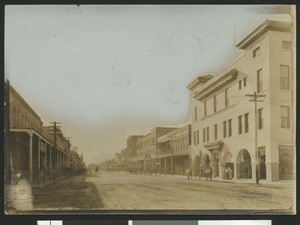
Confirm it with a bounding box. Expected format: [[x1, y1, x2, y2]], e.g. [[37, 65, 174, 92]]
[[5, 5, 292, 164]]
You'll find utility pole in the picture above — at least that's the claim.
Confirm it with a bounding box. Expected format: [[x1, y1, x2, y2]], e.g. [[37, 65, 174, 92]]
[[245, 92, 266, 185], [49, 121, 62, 178], [170, 136, 173, 176], [64, 137, 72, 168]]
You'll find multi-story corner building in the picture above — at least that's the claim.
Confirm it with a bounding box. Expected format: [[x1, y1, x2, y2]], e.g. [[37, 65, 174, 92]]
[[188, 20, 295, 182], [157, 124, 192, 175], [4, 81, 80, 184]]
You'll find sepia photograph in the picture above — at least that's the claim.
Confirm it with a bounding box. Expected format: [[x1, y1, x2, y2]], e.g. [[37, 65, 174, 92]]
[[4, 5, 296, 214]]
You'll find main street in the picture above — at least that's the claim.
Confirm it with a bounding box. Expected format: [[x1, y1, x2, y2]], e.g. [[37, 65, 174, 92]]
[[30, 171, 295, 212]]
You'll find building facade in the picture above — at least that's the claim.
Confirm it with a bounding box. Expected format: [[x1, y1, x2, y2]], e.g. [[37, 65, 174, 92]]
[[157, 124, 192, 175], [5, 81, 85, 184], [115, 125, 192, 176], [188, 20, 295, 182]]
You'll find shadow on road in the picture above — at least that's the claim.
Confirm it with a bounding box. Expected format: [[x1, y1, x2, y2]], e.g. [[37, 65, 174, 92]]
[[32, 175, 103, 209]]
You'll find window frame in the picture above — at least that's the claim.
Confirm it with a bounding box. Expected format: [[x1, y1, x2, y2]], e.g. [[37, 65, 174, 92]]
[[253, 46, 260, 58], [214, 95, 217, 113], [238, 115, 243, 134], [282, 41, 292, 50], [244, 113, 249, 133], [223, 120, 227, 138], [204, 101, 207, 117], [214, 124, 218, 140], [228, 119, 232, 137], [280, 65, 290, 90], [225, 88, 229, 108], [257, 68, 263, 93], [281, 106, 290, 128], [206, 127, 209, 142]]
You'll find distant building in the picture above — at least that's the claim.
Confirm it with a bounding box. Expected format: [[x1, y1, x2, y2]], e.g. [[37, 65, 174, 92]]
[[126, 135, 144, 160], [126, 127, 177, 173], [188, 20, 295, 181], [157, 124, 192, 175]]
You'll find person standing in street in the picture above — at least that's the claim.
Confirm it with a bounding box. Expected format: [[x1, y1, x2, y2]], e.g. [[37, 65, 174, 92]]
[[209, 165, 213, 181], [185, 168, 190, 180], [189, 168, 193, 180]]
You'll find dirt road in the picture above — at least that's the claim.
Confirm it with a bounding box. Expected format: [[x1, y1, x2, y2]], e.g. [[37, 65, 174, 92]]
[[27, 171, 294, 213], [32, 175, 103, 210], [87, 171, 295, 211]]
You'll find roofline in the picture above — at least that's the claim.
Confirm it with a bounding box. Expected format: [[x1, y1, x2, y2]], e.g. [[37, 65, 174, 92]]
[[8, 83, 42, 121], [236, 20, 292, 49], [194, 69, 239, 100], [187, 74, 215, 90]]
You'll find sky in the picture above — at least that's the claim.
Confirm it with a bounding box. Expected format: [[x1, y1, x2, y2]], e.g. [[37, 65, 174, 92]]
[[5, 5, 292, 164]]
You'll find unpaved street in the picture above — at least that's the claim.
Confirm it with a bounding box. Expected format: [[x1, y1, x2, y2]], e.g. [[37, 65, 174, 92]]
[[87, 171, 295, 211], [30, 171, 295, 212], [32, 175, 103, 210]]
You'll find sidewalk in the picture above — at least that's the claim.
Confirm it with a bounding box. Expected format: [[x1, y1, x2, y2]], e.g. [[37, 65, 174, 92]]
[[32, 176, 68, 188], [129, 172, 295, 188], [192, 175, 295, 188]]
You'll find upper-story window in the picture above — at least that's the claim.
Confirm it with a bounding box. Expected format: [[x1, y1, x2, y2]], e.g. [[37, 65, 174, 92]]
[[239, 78, 247, 90], [257, 69, 263, 93], [225, 88, 229, 108], [280, 65, 290, 90], [202, 128, 206, 143], [223, 121, 227, 138], [281, 106, 290, 128], [213, 95, 217, 113], [244, 113, 249, 133], [228, 119, 232, 137], [204, 101, 207, 117], [206, 127, 209, 142], [282, 41, 292, 50], [194, 106, 198, 121], [214, 124, 218, 140], [238, 115, 243, 134], [253, 46, 260, 58], [243, 77, 247, 87]]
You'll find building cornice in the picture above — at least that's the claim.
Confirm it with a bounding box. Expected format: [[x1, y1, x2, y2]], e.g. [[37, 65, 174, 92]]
[[187, 74, 215, 90], [236, 20, 292, 49], [194, 69, 238, 101]]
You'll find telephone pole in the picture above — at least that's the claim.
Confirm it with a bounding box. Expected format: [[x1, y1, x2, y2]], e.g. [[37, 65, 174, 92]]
[[64, 137, 72, 168], [49, 122, 62, 177], [245, 92, 266, 185]]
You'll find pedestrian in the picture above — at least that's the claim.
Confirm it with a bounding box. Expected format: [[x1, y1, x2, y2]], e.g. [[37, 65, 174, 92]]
[[189, 168, 193, 180], [228, 167, 233, 180], [209, 165, 213, 181], [185, 168, 190, 180]]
